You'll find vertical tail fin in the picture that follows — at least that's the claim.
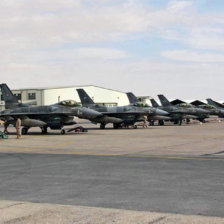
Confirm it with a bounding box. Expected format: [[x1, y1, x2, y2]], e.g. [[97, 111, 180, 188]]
[[207, 98, 224, 109], [158, 95, 171, 107], [76, 89, 95, 106], [126, 92, 138, 104], [150, 98, 159, 107], [0, 83, 19, 109]]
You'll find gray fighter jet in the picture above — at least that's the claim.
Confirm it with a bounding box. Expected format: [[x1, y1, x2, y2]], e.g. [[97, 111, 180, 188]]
[[0, 84, 102, 134], [150, 98, 194, 125], [77, 89, 168, 129], [150, 95, 209, 125], [169, 98, 210, 122], [126, 92, 171, 122], [206, 99, 224, 117], [191, 100, 222, 117]]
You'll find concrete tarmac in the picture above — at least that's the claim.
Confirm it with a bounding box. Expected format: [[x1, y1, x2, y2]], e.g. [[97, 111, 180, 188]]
[[0, 153, 224, 217], [0, 121, 224, 223]]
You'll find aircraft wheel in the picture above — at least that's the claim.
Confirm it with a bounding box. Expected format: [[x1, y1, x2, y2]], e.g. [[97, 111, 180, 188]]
[[41, 126, 48, 134], [133, 125, 137, 129], [100, 123, 105, 129], [113, 123, 119, 129], [61, 129, 66, 135], [158, 120, 164, 126], [4, 130, 9, 134], [22, 127, 28, 135]]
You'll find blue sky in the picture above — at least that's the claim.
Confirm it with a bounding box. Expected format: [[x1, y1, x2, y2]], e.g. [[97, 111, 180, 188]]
[[1, 0, 224, 99]]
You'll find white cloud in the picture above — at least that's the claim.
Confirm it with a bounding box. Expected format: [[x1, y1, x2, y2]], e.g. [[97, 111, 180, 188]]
[[0, 0, 216, 48], [0, 0, 222, 52], [161, 50, 224, 62], [0, 0, 224, 100], [186, 28, 224, 51], [167, 0, 193, 11], [1, 60, 224, 100]]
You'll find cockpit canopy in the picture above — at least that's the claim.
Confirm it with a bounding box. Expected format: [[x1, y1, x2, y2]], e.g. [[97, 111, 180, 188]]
[[57, 100, 80, 107], [179, 103, 192, 108], [133, 102, 149, 107]]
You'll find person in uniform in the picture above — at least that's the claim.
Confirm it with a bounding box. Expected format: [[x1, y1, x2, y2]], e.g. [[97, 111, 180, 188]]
[[16, 118, 22, 139], [143, 115, 148, 128]]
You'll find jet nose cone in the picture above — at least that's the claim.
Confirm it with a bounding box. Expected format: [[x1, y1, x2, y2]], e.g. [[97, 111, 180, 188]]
[[72, 107, 102, 118], [87, 109, 102, 118], [155, 108, 169, 116]]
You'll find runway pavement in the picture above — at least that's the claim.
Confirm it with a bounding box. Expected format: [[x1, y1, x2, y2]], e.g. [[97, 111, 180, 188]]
[[0, 153, 224, 217], [0, 121, 224, 223]]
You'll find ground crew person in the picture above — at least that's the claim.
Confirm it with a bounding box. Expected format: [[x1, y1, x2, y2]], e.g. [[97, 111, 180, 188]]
[[143, 115, 148, 128], [16, 118, 22, 139]]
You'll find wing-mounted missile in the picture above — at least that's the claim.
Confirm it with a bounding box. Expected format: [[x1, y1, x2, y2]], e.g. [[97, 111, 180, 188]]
[[21, 119, 46, 127], [150, 115, 171, 121], [98, 116, 123, 124], [182, 115, 197, 119]]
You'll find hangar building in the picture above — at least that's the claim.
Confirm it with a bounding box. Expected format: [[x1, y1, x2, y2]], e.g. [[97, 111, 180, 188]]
[[0, 85, 130, 110]]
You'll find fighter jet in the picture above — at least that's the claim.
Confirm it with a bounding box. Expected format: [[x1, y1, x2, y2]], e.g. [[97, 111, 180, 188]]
[[126, 92, 171, 122], [191, 100, 221, 117], [206, 99, 224, 118], [151, 95, 209, 125], [150, 98, 194, 125], [169, 97, 211, 123], [76, 89, 168, 129], [0, 84, 102, 134]]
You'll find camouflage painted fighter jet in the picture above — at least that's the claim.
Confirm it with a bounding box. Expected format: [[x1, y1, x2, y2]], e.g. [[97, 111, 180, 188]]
[[150, 98, 195, 125], [76, 89, 168, 129], [191, 100, 222, 117], [169, 97, 211, 123], [126, 92, 171, 122], [0, 84, 102, 134], [150, 95, 209, 125]]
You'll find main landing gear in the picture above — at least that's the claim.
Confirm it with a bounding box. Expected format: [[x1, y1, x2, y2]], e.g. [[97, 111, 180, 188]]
[[41, 126, 48, 134], [158, 120, 164, 126], [22, 127, 29, 135], [100, 123, 106, 129], [174, 119, 182, 125]]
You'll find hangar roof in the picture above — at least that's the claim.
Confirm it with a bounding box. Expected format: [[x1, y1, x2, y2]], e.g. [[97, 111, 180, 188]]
[[12, 85, 125, 94]]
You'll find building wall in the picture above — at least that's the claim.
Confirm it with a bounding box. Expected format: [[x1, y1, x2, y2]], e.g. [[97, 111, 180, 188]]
[[12, 89, 43, 105], [43, 86, 129, 106]]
